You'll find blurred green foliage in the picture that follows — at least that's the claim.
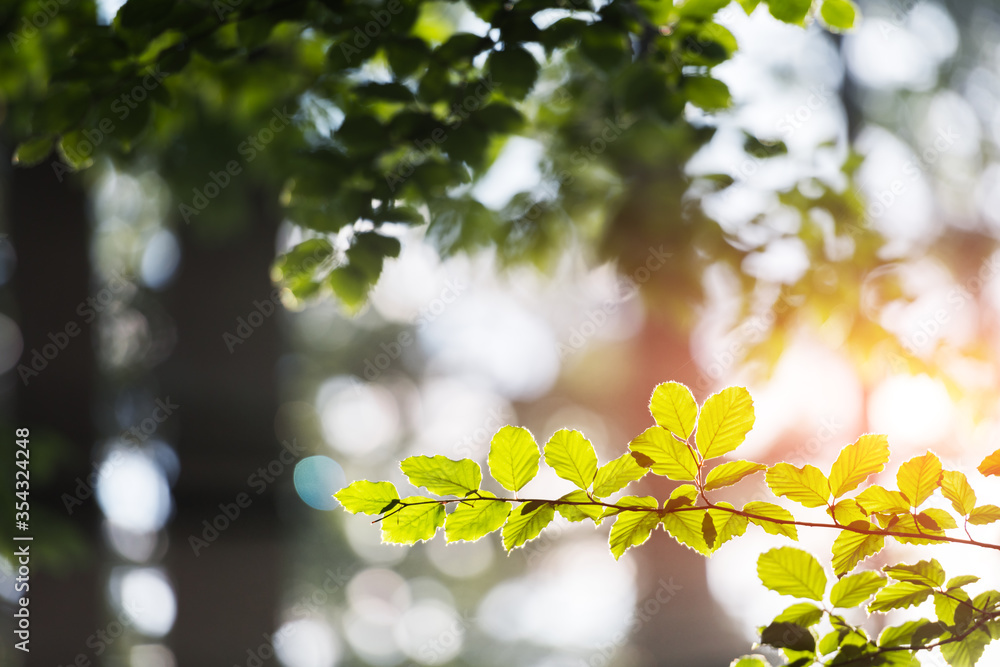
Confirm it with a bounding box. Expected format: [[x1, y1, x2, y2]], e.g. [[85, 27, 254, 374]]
[[2, 0, 871, 318]]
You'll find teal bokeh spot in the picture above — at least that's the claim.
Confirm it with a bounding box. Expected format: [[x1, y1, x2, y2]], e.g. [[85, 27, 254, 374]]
[[294, 456, 346, 510]]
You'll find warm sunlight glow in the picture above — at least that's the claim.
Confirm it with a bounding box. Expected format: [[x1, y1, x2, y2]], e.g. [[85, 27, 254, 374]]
[[868, 375, 955, 450]]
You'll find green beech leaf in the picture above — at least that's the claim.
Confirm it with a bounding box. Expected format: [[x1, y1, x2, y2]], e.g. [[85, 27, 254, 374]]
[[445, 492, 510, 543], [705, 460, 766, 491], [662, 508, 712, 556], [649, 381, 698, 439], [878, 619, 937, 648], [400, 455, 482, 496], [486, 46, 538, 100], [757, 547, 826, 601], [829, 434, 889, 498], [729, 657, 770, 667], [940, 470, 977, 516], [830, 571, 887, 608], [868, 581, 934, 612], [759, 621, 815, 652], [488, 425, 540, 492], [335, 480, 400, 515], [743, 501, 798, 539], [766, 463, 830, 508], [629, 426, 699, 481], [695, 386, 754, 460], [897, 452, 942, 508], [592, 453, 649, 497], [775, 602, 824, 627], [684, 76, 732, 111], [555, 490, 603, 523], [544, 429, 598, 490], [706, 502, 749, 550], [935, 589, 972, 625], [609, 496, 659, 559], [831, 523, 884, 576], [939, 628, 992, 667], [972, 589, 1000, 612], [820, 0, 858, 31], [947, 575, 981, 590], [768, 0, 811, 24], [12, 136, 55, 166], [579, 23, 628, 71], [381, 497, 445, 544], [502, 501, 554, 551], [664, 484, 699, 510], [882, 559, 945, 587]]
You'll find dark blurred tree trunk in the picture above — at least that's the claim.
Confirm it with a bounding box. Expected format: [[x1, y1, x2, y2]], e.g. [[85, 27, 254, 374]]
[[5, 158, 101, 666], [162, 191, 284, 665]]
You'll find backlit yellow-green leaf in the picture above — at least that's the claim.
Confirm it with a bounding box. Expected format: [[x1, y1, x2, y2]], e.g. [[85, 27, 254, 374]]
[[381, 497, 445, 544], [968, 504, 1000, 525], [706, 502, 749, 550], [400, 455, 482, 496], [830, 571, 887, 608], [855, 485, 910, 514], [829, 434, 889, 498], [649, 381, 698, 440], [488, 425, 540, 493], [757, 547, 826, 600], [940, 470, 976, 516], [445, 492, 510, 542], [554, 490, 603, 523], [629, 426, 699, 481], [936, 589, 972, 625], [897, 452, 942, 508], [878, 619, 939, 648], [592, 452, 649, 497], [743, 501, 798, 539], [947, 575, 980, 590], [335, 480, 400, 515], [888, 514, 942, 545], [664, 484, 699, 510], [829, 499, 867, 526], [868, 581, 934, 612], [695, 386, 755, 460], [978, 448, 1000, 477], [662, 508, 712, 556], [819, 0, 858, 31], [940, 628, 992, 667], [609, 496, 659, 559], [831, 522, 884, 576], [729, 657, 770, 667], [774, 602, 824, 626], [544, 429, 598, 490], [705, 460, 766, 491], [883, 559, 945, 586], [766, 463, 830, 508], [502, 501, 554, 551], [918, 508, 956, 531]]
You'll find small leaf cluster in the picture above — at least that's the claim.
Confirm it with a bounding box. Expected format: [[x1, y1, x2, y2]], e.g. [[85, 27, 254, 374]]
[[745, 550, 999, 666], [336, 380, 1000, 666]]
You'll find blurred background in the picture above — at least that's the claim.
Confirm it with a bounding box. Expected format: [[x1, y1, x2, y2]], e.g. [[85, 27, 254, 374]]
[[2, 0, 1000, 666]]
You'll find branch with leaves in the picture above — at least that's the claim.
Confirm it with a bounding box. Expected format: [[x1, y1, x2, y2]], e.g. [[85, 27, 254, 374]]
[[336, 381, 1000, 666]]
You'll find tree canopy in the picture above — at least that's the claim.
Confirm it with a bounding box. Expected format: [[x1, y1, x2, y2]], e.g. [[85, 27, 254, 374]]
[[4, 0, 879, 324]]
